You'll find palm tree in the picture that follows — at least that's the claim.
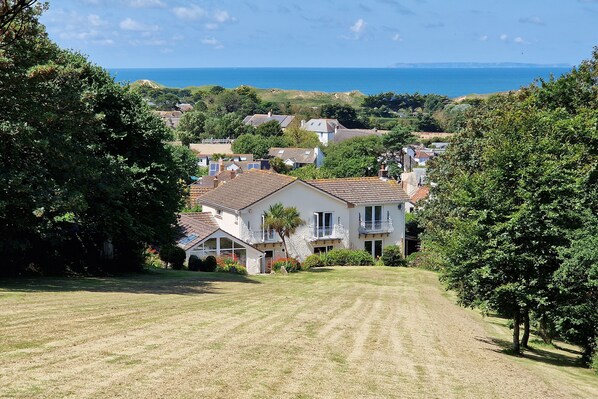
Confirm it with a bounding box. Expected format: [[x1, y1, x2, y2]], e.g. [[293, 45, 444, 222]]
[[263, 202, 304, 258]]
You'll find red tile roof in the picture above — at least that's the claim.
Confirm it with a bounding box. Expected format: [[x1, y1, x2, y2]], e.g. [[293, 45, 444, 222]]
[[306, 177, 410, 205]]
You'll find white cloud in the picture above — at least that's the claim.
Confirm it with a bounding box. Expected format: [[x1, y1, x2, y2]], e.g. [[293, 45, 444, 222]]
[[172, 5, 207, 21], [514, 36, 530, 44], [214, 10, 233, 23], [500, 33, 508, 41], [479, 35, 488, 41], [92, 39, 114, 46], [119, 17, 159, 32], [202, 37, 224, 49], [128, 0, 166, 8], [392, 33, 402, 41], [350, 18, 366, 37], [87, 14, 105, 27], [205, 23, 218, 30]]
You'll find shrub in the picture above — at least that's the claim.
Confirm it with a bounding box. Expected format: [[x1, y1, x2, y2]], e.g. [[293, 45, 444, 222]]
[[170, 247, 186, 270], [272, 257, 301, 273], [302, 254, 324, 269], [158, 244, 175, 266], [320, 249, 373, 266], [215, 256, 248, 275], [188, 255, 202, 271], [321, 249, 352, 266], [201, 255, 217, 272], [381, 245, 406, 267]]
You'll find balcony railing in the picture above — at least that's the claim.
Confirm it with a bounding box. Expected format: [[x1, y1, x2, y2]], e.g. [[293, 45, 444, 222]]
[[358, 219, 393, 234], [244, 229, 281, 244], [308, 224, 345, 241]]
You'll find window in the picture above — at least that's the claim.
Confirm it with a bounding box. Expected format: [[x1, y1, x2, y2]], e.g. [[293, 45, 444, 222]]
[[314, 246, 333, 254], [365, 240, 383, 258], [364, 206, 382, 230], [209, 163, 219, 176], [313, 212, 333, 237]]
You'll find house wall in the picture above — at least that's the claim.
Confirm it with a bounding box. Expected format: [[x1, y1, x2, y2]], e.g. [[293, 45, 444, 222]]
[[347, 203, 406, 257], [238, 182, 351, 261], [202, 205, 241, 237]]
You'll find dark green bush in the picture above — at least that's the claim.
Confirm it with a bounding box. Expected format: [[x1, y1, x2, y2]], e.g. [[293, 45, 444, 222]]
[[188, 255, 202, 271], [302, 254, 324, 269], [170, 247, 186, 270], [347, 250, 375, 266], [201, 255, 217, 272], [320, 249, 374, 266], [381, 245, 406, 267], [158, 244, 175, 266]]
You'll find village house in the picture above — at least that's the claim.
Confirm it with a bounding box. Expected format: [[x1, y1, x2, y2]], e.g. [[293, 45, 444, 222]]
[[155, 110, 182, 129], [184, 170, 409, 273], [268, 147, 324, 169], [243, 111, 295, 130], [301, 119, 346, 145]]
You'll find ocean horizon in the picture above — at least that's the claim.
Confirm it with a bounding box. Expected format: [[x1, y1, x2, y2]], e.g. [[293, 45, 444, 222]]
[[109, 67, 572, 97]]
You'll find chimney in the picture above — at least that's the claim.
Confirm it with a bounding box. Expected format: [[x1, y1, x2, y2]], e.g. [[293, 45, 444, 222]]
[[300, 119, 306, 128], [268, 110, 272, 118], [213, 176, 219, 188], [218, 158, 225, 173], [334, 125, 338, 134], [378, 164, 388, 180]]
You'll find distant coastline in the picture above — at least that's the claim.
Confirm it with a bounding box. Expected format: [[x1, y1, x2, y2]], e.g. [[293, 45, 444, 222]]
[[110, 67, 572, 97], [388, 62, 573, 68]]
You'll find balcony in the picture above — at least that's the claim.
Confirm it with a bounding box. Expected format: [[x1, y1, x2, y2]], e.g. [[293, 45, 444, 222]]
[[358, 219, 393, 235], [243, 229, 281, 245], [308, 224, 345, 241]]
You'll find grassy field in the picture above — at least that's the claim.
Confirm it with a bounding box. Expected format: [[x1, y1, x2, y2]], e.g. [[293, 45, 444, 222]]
[[1, 267, 596, 398]]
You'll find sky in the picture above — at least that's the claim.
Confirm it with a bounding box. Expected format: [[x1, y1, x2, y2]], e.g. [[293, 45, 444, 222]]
[[40, 0, 598, 68]]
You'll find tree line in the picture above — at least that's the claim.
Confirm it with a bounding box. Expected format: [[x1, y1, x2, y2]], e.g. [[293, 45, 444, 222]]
[[0, 3, 191, 275], [421, 50, 598, 366]]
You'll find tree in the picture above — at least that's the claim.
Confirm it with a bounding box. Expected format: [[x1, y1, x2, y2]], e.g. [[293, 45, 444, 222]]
[[322, 136, 383, 178], [283, 126, 320, 148], [232, 134, 290, 159], [255, 120, 283, 137], [0, 0, 39, 46], [263, 203, 305, 258], [381, 124, 414, 172], [269, 157, 291, 174], [320, 104, 364, 128], [421, 52, 598, 356], [289, 165, 333, 180], [175, 111, 206, 146], [0, 5, 187, 275], [203, 113, 254, 139]]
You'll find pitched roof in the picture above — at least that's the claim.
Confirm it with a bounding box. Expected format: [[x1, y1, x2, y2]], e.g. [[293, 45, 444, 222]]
[[410, 185, 430, 203], [303, 119, 346, 133], [306, 177, 410, 205], [198, 170, 297, 211], [332, 129, 385, 143], [176, 213, 220, 250], [268, 147, 317, 164], [243, 114, 295, 128]]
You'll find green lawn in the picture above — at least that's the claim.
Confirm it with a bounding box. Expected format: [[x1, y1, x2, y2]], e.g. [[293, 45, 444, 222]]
[[1, 267, 596, 398]]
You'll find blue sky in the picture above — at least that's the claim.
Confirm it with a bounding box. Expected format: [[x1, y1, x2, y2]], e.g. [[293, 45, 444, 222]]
[[41, 0, 598, 68]]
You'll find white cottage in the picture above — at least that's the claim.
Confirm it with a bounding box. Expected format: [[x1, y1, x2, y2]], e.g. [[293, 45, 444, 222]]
[[195, 170, 409, 273]]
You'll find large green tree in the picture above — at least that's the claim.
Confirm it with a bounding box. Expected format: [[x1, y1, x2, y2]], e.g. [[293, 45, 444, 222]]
[[422, 50, 598, 359], [322, 136, 383, 178], [0, 5, 186, 274]]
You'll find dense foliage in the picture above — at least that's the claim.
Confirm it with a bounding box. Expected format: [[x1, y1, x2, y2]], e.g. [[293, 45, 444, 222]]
[[0, 7, 187, 275], [381, 245, 407, 267], [421, 49, 598, 362]]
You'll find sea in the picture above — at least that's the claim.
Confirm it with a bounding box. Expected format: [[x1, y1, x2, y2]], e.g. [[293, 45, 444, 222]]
[[108, 67, 572, 97]]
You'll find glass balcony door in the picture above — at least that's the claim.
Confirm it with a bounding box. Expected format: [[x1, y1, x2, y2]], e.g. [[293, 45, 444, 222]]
[[314, 212, 333, 238], [364, 206, 382, 230]]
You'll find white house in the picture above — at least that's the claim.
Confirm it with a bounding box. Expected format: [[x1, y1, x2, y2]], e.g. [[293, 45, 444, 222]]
[[193, 170, 409, 273], [243, 111, 295, 130], [302, 119, 346, 145]]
